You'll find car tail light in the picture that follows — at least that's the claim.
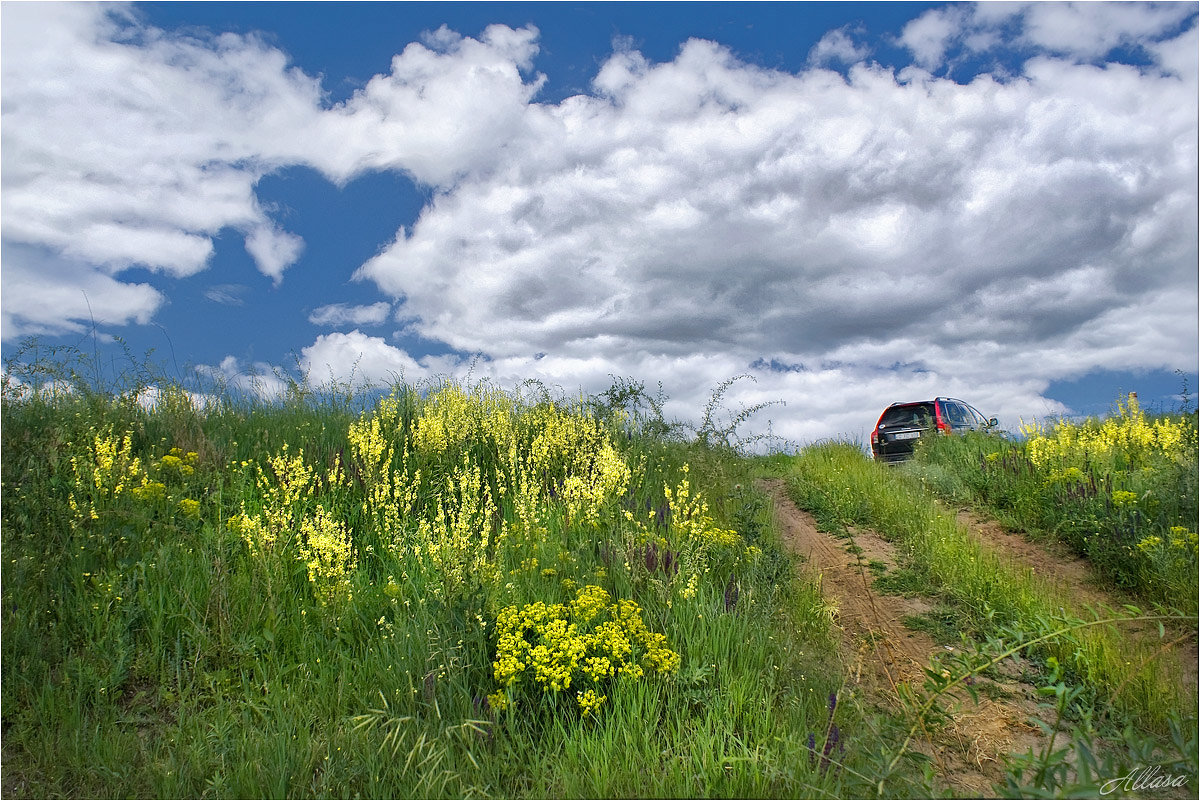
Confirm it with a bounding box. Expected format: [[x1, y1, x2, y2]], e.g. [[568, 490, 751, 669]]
[[935, 403, 951, 433]]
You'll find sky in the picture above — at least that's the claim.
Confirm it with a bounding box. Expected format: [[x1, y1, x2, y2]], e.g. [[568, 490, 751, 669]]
[[2, 1, 1197, 446]]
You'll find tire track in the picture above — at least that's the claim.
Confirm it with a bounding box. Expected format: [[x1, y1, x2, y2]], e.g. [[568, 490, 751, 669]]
[[758, 478, 1048, 797]]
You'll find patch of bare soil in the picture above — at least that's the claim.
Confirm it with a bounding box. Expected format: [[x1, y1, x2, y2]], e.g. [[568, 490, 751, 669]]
[[759, 479, 1049, 797]]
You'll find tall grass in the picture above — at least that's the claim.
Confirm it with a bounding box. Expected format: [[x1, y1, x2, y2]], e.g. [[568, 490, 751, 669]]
[[909, 395, 1198, 613], [2, 366, 861, 797], [777, 441, 1195, 733]]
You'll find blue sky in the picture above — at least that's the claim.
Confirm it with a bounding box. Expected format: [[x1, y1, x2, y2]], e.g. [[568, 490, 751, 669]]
[[2, 1, 1197, 443]]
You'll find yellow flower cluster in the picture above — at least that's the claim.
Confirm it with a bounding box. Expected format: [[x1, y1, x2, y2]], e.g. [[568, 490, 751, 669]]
[[130, 447, 199, 505], [570, 583, 611, 622], [418, 455, 499, 598], [299, 502, 357, 606], [523, 403, 631, 526], [227, 512, 273, 556], [231, 446, 358, 605], [489, 585, 679, 715], [576, 688, 606, 717], [1169, 526, 1199, 553], [130, 478, 168, 502], [1022, 393, 1195, 469], [68, 427, 142, 520], [1043, 466, 1085, 486], [349, 383, 633, 604], [157, 447, 198, 477], [660, 466, 742, 549], [230, 444, 316, 556], [68, 430, 202, 524], [1139, 527, 1199, 556], [348, 392, 421, 546], [1111, 490, 1138, 507], [413, 383, 515, 456], [624, 464, 754, 601]]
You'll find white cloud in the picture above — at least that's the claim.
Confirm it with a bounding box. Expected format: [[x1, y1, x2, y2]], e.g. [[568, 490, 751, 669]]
[[1, 2, 317, 287], [1, 243, 164, 339], [898, 1, 1199, 71], [299, 331, 430, 389], [355, 34, 1196, 389], [244, 224, 305, 285], [809, 26, 871, 67], [308, 302, 392, 327], [204, 284, 250, 306], [1020, 1, 1196, 60], [3, 5, 1196, 443], [898, 6, 967, 70], [195, 355, 289, 402], [1, 5, 545, 338], [304, 23, 546, 185], [1147, 22, 1200, 78]]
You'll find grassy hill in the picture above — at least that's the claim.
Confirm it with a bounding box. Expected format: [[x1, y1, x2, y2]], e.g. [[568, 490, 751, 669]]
[[2, 365, 1195, 797]]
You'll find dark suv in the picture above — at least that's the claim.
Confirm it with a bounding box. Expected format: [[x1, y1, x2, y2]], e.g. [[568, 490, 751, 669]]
[[870, 397, 997, 463]]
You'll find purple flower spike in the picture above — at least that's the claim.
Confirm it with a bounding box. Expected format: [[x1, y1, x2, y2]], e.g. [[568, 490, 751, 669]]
[[821, 724, 841, 772]]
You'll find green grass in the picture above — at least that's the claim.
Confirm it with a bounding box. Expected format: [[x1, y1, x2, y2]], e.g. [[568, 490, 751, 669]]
[[773, 441, 1196, 736], [2, 373, 863, 798], [908, 407, 1198, 611], [4, 356, 1196, 798]]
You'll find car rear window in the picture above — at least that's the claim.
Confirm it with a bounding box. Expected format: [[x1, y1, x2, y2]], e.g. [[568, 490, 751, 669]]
[[880, 403, 936, 427]]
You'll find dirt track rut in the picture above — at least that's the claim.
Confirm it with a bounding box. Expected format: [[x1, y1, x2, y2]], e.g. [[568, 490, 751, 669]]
[[759, 478, 1047, 796], [760, 476, 1199, 797]]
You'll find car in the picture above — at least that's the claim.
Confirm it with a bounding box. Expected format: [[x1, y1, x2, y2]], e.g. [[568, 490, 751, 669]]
[[870, 397, 998, 463]]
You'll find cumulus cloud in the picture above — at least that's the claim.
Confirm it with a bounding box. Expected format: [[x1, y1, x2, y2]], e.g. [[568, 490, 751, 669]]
[[195, 355, 289, 402], [898, 1, 1198, 70], [345, 13, 1193, 436], [356, 33, 1196, 374], [308, 302, 392, 327], [244, 225, 305, 285], [0, 4, 543, 336], [0, 0, 318, 338], [299, 331, 433, 389], [1, 243, 163, 339], [1020, 1, 1196, 60], [3, 3, 1196, 441], [308, 23, 546, 185], [898, 6, 968, 69], [808, 26, 871, 67]]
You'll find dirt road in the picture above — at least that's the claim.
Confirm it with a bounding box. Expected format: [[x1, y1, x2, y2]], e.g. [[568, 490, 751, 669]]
[[760, 476, 1198, 797], [759, 478, 1050, 796]]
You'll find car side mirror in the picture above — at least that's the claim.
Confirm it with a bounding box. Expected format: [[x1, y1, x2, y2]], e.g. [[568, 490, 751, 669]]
[[987, 417, 998, 427]]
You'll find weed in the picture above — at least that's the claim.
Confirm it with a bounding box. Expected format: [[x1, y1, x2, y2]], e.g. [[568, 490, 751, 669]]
[[1, 347, 845, 798], [913, 396, 1198, 612], [780, 441, 1196, 733]]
